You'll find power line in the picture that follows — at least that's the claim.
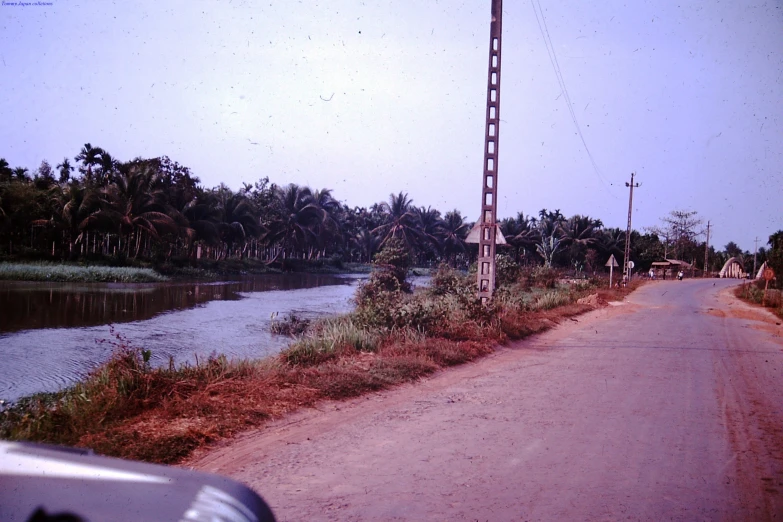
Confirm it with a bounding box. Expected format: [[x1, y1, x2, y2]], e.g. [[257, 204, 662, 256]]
[[530, 0, 616, 197]]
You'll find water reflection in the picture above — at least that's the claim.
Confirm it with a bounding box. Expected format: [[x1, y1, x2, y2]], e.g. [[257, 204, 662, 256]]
[[0, 274, 349, 333], [0, 274, 364, 402]]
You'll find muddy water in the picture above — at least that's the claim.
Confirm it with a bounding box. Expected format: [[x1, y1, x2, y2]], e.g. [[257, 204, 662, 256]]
[[0, 274, 364, 402]]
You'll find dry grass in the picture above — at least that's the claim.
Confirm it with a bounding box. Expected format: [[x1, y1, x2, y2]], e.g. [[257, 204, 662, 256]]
[[0, 271, 636, 464]]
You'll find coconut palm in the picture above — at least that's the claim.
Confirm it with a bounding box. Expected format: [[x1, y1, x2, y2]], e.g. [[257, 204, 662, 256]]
[[351, 228, 381, 263], [311, 188, 342, 252], [440, 210, 470, 265], [90, 163, 178, 257], [372, 192, 422, 249], [560, 215, 602, 265], [413, 206, 444, 261], [500, 212, 540, 263], [272, 183, 324, 258], [598, 227, 626, 264], [180, 193, 221, 256], [216, 190, 261, 258]]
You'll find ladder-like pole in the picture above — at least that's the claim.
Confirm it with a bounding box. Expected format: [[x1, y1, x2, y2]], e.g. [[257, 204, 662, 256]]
[[477, 0, 503, 303]]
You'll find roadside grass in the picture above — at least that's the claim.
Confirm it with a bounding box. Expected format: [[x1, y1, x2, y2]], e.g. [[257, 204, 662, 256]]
[[0, 264, 639, 465], [0, 262, 167, 283], [734, 281, 783, 319]]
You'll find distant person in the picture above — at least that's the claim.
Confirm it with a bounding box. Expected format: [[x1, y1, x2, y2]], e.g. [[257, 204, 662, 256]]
[[677, 270, 684, 281], [649, 269, 655, 280]]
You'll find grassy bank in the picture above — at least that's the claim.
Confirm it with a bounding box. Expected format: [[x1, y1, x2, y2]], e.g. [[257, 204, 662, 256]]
[[0, 258, 373, 282], [0, 257, 639, 464], [0, 262, 168, 283], [734, 281, 783, 319]]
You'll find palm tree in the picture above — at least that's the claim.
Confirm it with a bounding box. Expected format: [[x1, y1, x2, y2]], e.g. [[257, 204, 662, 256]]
[[598, 228, 626, 264], [0, 158, 13, 182], [56, 158, 74, 184], [31, 183, 100, 256], [501, 212, 540, 263], [97, 151, 120, 185], [13, 167, 29, 181], [90, 163, 177, 257], [560, 215, 602, 266], [181, 194, 221, 256], [216, 190, 261, 258], [273, 183, 323, 258], [440, 210, 469, 265], [372, 192, 422, 249], [74, 143, 103, 184], [311, 188, 342, 255], [413, 206, 444, 262], [351, 228, 381, 263]]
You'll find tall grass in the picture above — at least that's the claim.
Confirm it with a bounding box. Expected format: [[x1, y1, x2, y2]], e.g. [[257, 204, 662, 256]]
[[0, 263, 167, 283]]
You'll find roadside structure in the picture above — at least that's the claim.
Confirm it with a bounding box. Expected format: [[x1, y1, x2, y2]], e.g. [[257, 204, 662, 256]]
[[754, 261, 769, 280], [719, 257, 747, 278], [650, 259, 693, 280]]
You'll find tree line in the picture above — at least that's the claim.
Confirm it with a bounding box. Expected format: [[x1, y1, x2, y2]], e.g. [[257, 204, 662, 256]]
[[0, 146, 780, 279]]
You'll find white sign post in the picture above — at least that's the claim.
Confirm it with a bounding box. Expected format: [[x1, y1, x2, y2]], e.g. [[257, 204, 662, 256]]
[[606, 254, 619, 288]]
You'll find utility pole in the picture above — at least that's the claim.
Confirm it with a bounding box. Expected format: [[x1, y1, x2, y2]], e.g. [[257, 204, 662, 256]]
[[753, 236, 759, 277], [703, 221, 710, 277], [476, 0, 503, 303], [622, 172, 639, 282]]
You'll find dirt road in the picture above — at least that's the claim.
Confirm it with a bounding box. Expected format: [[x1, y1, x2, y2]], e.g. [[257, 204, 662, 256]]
[[192, 280, 783, 521]]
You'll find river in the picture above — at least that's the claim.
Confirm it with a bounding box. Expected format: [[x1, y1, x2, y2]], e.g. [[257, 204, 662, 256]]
[[0, 273, 366, 402]]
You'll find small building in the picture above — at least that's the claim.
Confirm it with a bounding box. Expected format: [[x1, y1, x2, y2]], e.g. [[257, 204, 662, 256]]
[[650, 259, 692, 279]]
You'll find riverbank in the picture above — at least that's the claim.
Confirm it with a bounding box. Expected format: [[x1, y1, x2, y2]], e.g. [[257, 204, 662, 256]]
[[0, 263, 168, 283], [0, 262, 641, 464], [0, 258, 374, 283]]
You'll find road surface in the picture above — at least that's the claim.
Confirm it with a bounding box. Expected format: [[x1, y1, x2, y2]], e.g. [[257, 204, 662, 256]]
[[192, 279, 783, 520]]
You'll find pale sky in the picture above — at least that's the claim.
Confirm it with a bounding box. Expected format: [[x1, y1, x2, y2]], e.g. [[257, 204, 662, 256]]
[[1, 0, 781, 253]]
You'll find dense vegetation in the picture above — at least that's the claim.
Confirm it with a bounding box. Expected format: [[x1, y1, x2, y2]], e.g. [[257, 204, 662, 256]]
[[1, 148, 780, 283], [0, 239, 639, 464]]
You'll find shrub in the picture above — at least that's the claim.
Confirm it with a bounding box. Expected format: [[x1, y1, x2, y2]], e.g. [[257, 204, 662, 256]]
[[495, 254, 522, 288], [270, 313, 311, 336], [532, 266, 559, 288]]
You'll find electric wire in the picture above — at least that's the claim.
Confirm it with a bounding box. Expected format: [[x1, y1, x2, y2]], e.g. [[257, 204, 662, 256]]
[[530, 0, 616, 196]]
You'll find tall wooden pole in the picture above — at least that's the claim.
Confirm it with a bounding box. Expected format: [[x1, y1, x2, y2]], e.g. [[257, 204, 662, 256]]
[[703, 221, 710, 277], [477, 0, 503, 303]]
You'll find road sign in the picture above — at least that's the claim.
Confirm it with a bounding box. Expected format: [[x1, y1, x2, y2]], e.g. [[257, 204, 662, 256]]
[[605, 254, 619, 267], [628, 261, 635, 270], [763, 267, 775, 281]]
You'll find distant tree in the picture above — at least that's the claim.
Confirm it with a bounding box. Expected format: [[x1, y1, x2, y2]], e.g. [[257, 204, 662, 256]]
[[441, 210, 469, 266], [724, 241, 743, 259], [74, 143, 103, 184], [373, 192, 422, 249], [13, 167, 29, 181], [56, 158, 74, 184], [652, 210, 703, 260], [0, 158, 13, 182], [767, 230, 783, 289]]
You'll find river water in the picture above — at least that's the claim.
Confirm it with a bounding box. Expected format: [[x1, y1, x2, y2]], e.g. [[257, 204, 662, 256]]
[[0, 274, 366, 402]]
